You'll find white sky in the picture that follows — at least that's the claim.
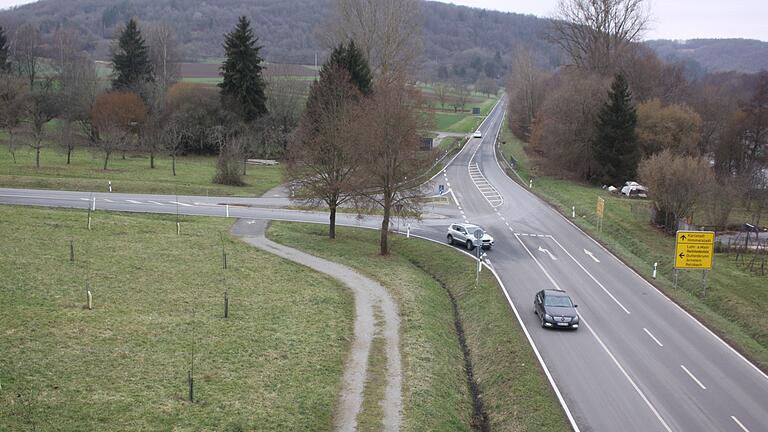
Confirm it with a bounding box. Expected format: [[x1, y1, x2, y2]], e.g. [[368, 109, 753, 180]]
[[1, 0, 767, 42], [435, 0, 768, 41]]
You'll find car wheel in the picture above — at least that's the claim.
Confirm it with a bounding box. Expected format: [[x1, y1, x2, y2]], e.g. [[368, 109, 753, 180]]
[[466, 240, 474, 250], [447, 234, 453, 245]]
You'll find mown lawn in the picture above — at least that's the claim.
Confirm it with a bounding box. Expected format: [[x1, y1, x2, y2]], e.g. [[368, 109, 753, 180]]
[[430, 97, 498, 133], [1, 147, 283, 197], [268, 222, 571, 432], [0, 206, 352, 431], [498, 120, 768, 371]]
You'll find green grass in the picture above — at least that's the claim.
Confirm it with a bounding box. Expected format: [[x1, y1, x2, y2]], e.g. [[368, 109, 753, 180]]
[[268, 222, 571, 432], [431, 97, 498, 133], [498, 119, 768, 371], [1, 147, 283, 197], [0, 206, 353, 431]]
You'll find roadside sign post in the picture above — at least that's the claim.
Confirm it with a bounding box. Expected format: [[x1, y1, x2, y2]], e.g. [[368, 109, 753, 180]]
[[674, 230, 715, 297], [474, 229, 484, 286], [596, 197, 605, 233]]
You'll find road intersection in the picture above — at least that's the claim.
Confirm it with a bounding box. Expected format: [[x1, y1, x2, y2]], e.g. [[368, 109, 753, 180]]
[[2, 98, 767, 431]]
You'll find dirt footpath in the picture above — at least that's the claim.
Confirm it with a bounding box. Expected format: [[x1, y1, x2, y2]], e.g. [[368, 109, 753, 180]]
[[232, 219, 402, 432]]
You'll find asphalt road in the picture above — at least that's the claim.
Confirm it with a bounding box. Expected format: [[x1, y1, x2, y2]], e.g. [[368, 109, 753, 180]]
[[2, 98, 767, 431]]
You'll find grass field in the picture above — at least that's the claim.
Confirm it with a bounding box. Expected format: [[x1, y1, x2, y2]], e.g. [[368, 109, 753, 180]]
[[431, 97, 498, 133], [1, 147, 283, 197], [498, 120, 768, 371], [0, 206, 353, 431], [268, 222, 570, 432]]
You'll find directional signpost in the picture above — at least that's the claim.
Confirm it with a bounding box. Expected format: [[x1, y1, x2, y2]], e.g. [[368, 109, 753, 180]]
[[596, 197, 605, 233], [674, 230, 715, 296]]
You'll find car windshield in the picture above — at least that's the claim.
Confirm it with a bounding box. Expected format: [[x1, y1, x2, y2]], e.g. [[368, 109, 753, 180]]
[[468, 227, 483, 236], [545, 295, 573, 308]]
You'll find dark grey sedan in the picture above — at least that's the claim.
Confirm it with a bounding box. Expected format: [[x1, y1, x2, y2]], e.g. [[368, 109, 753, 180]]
[[534, 290, 580, 330]]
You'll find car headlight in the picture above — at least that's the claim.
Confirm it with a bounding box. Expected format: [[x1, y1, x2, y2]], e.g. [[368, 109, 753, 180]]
[[572, 315, 579, 322], [544, 314, 552, 320]]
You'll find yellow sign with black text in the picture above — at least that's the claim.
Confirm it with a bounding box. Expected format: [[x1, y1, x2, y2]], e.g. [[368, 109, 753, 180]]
[[674, 231, 714, 270]]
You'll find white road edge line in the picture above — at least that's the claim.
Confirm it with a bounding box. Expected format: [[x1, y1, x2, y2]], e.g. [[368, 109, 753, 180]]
[[680, 364, 707, 390], [583, 318, 674, 432], [549, 236, 631, 315], [490, 111, 768, 384], [485, 264, 582, 432], [643, 328, 664, 347], [448, 188, 459, 207], [731, 415, 751, 432]]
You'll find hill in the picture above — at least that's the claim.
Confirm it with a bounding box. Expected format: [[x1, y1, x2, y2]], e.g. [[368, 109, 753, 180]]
[[646, 38, 768, 74], [0, 0, 562, 82]]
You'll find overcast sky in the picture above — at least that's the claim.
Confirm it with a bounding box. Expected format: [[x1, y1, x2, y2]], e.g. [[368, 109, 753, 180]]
[[1, 0, 766, 42]]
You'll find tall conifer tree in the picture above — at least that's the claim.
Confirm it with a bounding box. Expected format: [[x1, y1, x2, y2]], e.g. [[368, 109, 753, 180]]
[[0, 26, 9, 72], [323, 40, 372, 95], [111, 18, 154, 91], [592, 73, 639, 186], [219, 16, 267, 122]]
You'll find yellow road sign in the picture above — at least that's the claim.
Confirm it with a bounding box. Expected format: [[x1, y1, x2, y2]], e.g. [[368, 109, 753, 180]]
[[596, 197, 605, 218], [674, 231, 714, 269]]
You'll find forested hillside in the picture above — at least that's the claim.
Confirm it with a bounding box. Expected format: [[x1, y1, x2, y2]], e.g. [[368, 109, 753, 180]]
[[647, 39, 768, 74], [0, 0, 562, 82]]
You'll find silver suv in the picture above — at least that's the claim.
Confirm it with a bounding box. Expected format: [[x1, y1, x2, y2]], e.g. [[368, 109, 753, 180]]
[[447, 223, 494, 250]]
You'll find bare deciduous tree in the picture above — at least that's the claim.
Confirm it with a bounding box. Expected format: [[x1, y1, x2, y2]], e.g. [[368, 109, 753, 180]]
[[508, 48, 546, 139], [636, 98, 702, 157], [11, 24, 40, 87], [0, 73, 28, 163], [27, 79, 62, 168], [210, 125, 246, 186], [355, 79, 430, 254], [530, 70, 609, 179], [638, 149, 713, 231], [161, 114, 188, 176], [287, 66, 362, 238], [550, 0, 650, 74], [324, 0, 422, 79], [433, 82, 449, 110], [146, 23, 181, 96], [55, 118, 81, 165], [91, 91, 147, 170]]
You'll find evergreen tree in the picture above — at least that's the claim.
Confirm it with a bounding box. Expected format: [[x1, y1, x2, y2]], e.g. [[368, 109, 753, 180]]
[[592, 73, 639, 186], [322, 40, 372, 95], [111, 18, 154, 91], [0, 26, 9, 72], [219, 16, 267, 123]]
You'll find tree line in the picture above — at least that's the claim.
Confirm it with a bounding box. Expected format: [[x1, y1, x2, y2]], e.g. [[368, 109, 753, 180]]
[[507, 0, 768, 231], [0, 0, 433, 255]]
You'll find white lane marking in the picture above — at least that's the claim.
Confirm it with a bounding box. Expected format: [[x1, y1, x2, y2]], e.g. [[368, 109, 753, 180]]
[[549, 236, 631, 315], [584, 249, 600, 263], [514, 234, 563, 290], [537, 246, 557, 260], [79, 198, 90, 201], [483, 264, 582, 432], [680, 365, 707, 390], [168, 201, 193, 207], [643, 328, 664, 347], [583, 318, 673, 432], [731, 416, 751, 432], [446, 182, 451, 188], [490, 139, 768, 385], [126, 199, 142, 204], [448, 188, 459, 207], [103, 199, 115, 203], [148, 201, 164, 206]]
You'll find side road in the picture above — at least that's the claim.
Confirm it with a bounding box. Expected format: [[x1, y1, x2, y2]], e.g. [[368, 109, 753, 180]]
[[231, 219, 402, 432]]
